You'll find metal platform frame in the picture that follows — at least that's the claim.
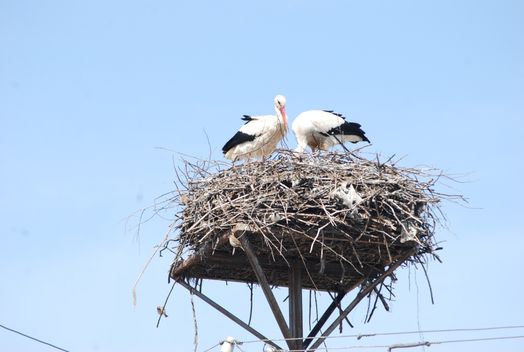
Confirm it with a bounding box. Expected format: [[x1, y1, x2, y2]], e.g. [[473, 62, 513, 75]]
[[178, 235, 416, 351]]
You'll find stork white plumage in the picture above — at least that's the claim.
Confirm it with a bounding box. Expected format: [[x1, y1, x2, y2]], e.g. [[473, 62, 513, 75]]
[[222, 95, 287, 161], [292, 110, 370, 152]]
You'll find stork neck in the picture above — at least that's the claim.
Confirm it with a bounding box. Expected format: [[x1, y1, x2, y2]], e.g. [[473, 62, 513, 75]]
[[276, 106, 287, 127]]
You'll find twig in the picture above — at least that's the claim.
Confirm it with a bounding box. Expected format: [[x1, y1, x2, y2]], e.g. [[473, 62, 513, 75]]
[[156, 281, 176, 328], [190, 284, 198, 352]]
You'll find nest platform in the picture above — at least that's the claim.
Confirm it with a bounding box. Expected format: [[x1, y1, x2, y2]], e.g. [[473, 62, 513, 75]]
[[168, 151, 443, 293]]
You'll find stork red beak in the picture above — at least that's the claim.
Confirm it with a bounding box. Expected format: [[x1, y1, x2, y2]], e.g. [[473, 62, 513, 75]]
[[280, 106, 287, 125]]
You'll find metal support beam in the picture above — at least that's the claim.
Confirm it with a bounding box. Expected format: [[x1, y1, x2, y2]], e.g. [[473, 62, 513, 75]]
[[307, 249, 417, 352], [240, 235, 294, 349], [178, 280, 283, 351], [302, 291, 347, 350], [289, 261, 303, 351]]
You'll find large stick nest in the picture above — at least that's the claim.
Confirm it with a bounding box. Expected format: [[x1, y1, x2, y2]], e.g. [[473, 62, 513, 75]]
[[167, 151, 455, 293]]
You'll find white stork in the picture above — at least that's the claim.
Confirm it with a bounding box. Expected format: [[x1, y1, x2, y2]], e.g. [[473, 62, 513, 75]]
[[292, 110, 369, 152], [222, 95, 287, 161]]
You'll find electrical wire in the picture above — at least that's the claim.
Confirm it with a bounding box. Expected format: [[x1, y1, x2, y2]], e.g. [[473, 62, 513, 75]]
[[200, 326, 524, 351], [283, 335, 524, 351], [202, 343, 220, 352], [356, 325, 524, 340], [434, 335, 524, 344], [0, 323, 70, 352], [240, 324, 524, 345]]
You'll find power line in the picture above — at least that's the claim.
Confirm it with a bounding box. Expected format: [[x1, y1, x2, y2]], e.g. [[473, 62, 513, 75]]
[[356, 325, 524, 340], [206, 331, 524, 352], [433, 335, 524, 346], [240, 324, 524, 345], [0, 323, 70, 352], [298, 335, 524, 351], [258, 335, 524, 351], [202, 343, 220, 352]]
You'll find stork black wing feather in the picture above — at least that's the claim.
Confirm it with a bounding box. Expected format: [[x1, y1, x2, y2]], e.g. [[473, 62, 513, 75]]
[[222, 131, 256, 154], [323, 110, 345, 119], [326, 121, 370, 143], [241, 115, 253, 123]]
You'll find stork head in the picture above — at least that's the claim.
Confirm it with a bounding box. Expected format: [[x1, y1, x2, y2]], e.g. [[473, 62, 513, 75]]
[[274, 94, 286, 109], [274, 94, 287, 126]]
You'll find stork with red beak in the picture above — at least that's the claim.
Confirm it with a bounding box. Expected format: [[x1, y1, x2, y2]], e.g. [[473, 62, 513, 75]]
[[292, 110, 369, 152], [222, 95, 287, 161]]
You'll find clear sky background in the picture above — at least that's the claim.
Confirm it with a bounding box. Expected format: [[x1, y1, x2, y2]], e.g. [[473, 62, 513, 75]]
[[1, 1, 523, 351]]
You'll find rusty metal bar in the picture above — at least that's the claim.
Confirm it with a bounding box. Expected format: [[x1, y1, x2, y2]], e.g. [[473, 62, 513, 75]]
[[240, 235, 293, 349], [302, 291, 347, 349], [178, 280, 283, 351], [307, 249, 416, 351], [289, 261, 303, 351]]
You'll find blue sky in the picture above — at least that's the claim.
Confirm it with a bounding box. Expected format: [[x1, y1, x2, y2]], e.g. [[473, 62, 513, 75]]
[[1, 0, 523, 351]]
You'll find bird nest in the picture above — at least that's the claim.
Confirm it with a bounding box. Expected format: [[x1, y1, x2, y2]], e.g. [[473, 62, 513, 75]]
[[167, 150, 454, 293]]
